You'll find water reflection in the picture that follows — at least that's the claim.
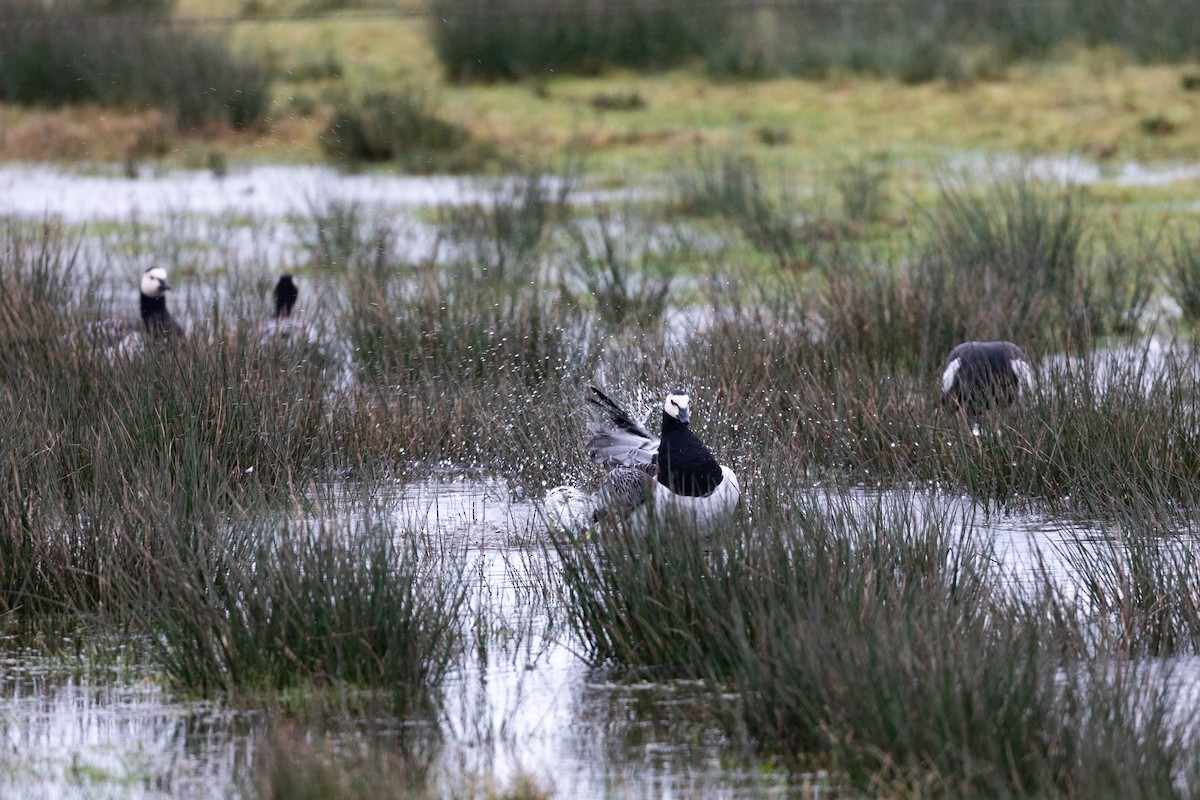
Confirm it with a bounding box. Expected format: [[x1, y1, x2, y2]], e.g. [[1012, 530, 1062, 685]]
[[4, 477, 1200, 798], [0, 650, 258, 800]]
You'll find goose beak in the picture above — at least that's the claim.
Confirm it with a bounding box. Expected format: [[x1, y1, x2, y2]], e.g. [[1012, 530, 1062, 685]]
[[160, 280, 172, 291], [677, 407, 689, 425]]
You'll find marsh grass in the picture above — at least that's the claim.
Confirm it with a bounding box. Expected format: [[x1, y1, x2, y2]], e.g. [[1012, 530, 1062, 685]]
[[677, 268, 1200, 517], [675, 156, 1089, 361], [0, 326, 334, 618], [1064, 513, 1200, 657], [429, 0, 1200, 83], [832, 151, 890, 225], [673, 150, 844, 271], [320, 88, 486, 172], [962, 342, 1200, 513], [290, 196, 396, 274], [1085, 227, 1162, 336], [920, 172, 1087, 341], [437, 170, 571, 282], [0, 229, 340, 619], [1167, 226, 1200, 322], [8, 160, 1200, 795], [110, 511, 467, 713], [0, 0, 268, 129], [333, 227, 600, 484], [549, 485, 1200, 796], [563, 205, 682, 328]]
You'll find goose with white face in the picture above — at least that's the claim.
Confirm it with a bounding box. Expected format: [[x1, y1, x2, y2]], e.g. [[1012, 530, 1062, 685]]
[[663, 390, 690, 424], [140, 267, 171, 299], [574, 385, 740, 531]]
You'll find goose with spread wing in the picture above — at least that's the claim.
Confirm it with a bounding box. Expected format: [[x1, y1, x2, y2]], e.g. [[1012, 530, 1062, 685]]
[[585, 386, 740, 528]]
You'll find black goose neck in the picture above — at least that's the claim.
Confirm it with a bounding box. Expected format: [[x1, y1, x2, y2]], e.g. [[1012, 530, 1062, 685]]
[[657, 418, 725, 497], [661, 412, 687, 433], [141, 293, 174, 336], [274, 279, 298, 319], [141, 293, 167, 323]]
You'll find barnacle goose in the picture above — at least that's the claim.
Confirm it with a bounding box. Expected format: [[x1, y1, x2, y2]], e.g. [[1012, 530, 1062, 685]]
[[274, 273, 299, 318], [584, 386, 740, 528], [940, 340, 1033, 416], [258, 273, 317, 346], [82, 266, 184, 355]]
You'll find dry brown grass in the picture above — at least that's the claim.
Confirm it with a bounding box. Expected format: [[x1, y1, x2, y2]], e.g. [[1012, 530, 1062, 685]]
[[0, 106, 174, 161]]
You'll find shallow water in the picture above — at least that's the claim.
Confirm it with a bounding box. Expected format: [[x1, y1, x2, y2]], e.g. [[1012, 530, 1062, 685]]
[[957, 152, 1200, 190], [0, 474, 1185, 799], [0, 648, 256, 800], [3, 154, 1198, 227], [0, 164, 504, 224]]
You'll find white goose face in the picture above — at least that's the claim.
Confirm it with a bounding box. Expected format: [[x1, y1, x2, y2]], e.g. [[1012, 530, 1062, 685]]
[[663, 390, 691, 424], [140, 267, 171, 298]]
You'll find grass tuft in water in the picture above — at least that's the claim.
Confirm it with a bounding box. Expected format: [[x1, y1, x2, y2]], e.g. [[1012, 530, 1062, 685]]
[[563, 203, 682, 328], [112, 511, 467, 714], [549, 485, 1200, 795]]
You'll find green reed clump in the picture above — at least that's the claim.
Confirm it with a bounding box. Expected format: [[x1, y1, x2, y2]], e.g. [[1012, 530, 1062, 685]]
[[333, 233, 601, 480], [563, 204, 682, 328], [1166, 226, 1200, 323], [549, 485, 1200, 796], [1063, 511, 1200, 657], [438, 170, 571, 282], [290, 196, 396, 274], [671, 148, 758, 220], [0, 327, 334, 618], [344, 259, 579, 388], [0, 0, 268, 129], [320, 88, 485, 172], [722, 492, 1059, 791], [676, 157, 1090, 373], [112, 511, 467, 712], [1083, 227, 1161, 336], [550, 516, 745, 674], [919, 172, 1087, 344], [673, 149, 850, 271], [832, 151, 890, 226], [671, 291, 932, 482], [429, 0, 704, 81]]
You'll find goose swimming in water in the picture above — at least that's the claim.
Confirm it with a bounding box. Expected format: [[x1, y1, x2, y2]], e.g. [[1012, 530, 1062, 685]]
[[941, 340, 1033, 417], [82, 266, 184, 356], [274, 273, 299, 319], [584, 386, 740, 528], [258, 273, 319, 347]]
